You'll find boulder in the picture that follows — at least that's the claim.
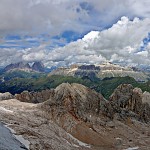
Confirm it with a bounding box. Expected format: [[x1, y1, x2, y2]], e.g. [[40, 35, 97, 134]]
[[15, 89, 54, 103], [142, 91, 150, 106], [0, 92, 13, 100]]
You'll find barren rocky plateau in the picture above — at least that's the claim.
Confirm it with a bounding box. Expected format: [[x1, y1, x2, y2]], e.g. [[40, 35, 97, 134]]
[[0, 83, 150, 150]]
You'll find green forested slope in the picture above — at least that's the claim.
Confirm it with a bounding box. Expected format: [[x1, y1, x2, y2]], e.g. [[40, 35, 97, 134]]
[[1, 75, 150, 99]]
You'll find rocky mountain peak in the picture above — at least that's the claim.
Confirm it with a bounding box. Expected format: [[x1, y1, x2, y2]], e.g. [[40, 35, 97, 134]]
[[17, 62, 30, 68], [3, 61, 45, 73], [32, 61, 45, 72], [4, 62, 31, 72], [44, 83, 105, 118], [109, 84, 150, 122]]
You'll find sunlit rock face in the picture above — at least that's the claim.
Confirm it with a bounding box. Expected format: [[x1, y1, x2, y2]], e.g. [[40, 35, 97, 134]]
[[142, 91, 150, 106], [49, 63, 149, 82]]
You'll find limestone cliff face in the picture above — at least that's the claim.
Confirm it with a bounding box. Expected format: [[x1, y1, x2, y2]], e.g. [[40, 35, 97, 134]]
[[109, 84, 150, 122], [49, 63, 149, 82]]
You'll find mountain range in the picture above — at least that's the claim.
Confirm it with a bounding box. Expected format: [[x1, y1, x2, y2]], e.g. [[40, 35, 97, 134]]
[[3, 61, 45, 73], [49, 62, 149, 82], [1, 62, 150, 98], [0, 61, 150, 149], [1, 61, 150, 83]]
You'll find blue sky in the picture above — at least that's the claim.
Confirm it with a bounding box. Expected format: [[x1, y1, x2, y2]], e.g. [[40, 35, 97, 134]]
[[0, 0, 150, 67], [0, 30, 84, 49], [141, 33, 150, 49]]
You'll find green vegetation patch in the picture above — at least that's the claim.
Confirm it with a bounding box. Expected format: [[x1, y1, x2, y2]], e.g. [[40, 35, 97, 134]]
[[0, 75, 150, 99]]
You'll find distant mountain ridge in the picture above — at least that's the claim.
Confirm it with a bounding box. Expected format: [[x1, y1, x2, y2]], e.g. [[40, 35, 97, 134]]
[[3, 61, 45, 73], [49, 62, 149, 82]]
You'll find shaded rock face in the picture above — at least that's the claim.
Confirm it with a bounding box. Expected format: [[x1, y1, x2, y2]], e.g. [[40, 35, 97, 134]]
[[78, 65, 100, 71], [74, 65, 100, 80], [0, 92, 13, 100], [4, 61, 45, 73], [4, 62, 31, 72], [75, 71, 97, 80], [109, 84, 150, 122], [15, 89, 54, 103], [32, 62, 45, 72]]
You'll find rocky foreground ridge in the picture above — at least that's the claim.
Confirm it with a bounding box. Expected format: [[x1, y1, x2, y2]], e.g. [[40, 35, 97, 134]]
[[0, 83, 150, 150], [49, 63, 149, 82]]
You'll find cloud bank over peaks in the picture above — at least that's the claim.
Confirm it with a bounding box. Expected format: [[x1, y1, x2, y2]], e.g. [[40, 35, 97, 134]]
[[45, 16, 150, 67], [0, 16, 150, 68]]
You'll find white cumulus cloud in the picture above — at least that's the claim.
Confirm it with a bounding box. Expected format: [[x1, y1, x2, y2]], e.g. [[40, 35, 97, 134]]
[[43, 16, 150, 67], [0, 16, 150, 67]]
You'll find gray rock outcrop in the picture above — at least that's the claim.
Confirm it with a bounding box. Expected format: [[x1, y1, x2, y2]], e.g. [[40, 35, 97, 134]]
[[15, 89, 54, 103], [39, 83, 114, 148], [0, 92, 13, 100], [109, 84, 150, 122], [142, 91, 150, 106]]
